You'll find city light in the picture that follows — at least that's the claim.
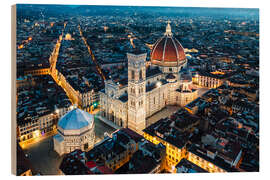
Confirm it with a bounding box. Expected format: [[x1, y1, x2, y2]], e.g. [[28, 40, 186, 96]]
[[208, 163, 214, 168], [15, 4, 259, 175], [93, 102, 98, 108], [34, 130, 40, 138], [18, 44, 24, 49], [156, 81, 162, 88]]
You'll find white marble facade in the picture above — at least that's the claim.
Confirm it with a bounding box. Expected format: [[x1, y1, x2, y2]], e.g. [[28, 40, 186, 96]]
[[54, 108, 95, 156], [99, 23, 198, 134]]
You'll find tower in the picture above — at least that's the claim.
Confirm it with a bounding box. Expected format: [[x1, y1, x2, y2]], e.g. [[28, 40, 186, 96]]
[[127, 52, 147, 134]]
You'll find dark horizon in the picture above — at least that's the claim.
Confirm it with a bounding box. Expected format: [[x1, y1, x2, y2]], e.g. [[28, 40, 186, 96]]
[[16, 4, 259, 19]]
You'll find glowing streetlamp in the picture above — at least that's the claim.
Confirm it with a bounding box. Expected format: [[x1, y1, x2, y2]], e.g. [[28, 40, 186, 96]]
[[93, 102, 98, 108], [70, 105, 74, 110], [208, 163, 214, 168], [171, 165, 175, 173], [34, 130, 40, 138], [156, 81, 162, 88]]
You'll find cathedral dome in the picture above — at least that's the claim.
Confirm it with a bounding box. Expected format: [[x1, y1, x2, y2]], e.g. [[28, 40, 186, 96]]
[[151, 22, 186, 67], [58, 108, 94, 131]]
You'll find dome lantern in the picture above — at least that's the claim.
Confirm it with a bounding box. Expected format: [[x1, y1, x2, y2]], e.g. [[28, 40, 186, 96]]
[[164, 20, 172, 36]]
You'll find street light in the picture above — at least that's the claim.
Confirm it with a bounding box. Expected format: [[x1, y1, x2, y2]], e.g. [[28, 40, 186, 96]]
[[156, 81, 162, 88], [93, 102, 98, 108], [70, 105, 74, 110]]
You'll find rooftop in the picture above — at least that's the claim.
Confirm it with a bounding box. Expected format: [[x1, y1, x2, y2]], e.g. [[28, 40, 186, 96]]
[[143, 109, 200, 149], [176, 158, 207, 173], [58, 108, 94, 130]]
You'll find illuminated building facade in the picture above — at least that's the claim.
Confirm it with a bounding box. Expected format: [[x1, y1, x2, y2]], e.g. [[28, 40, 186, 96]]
[[100, 22, 198, 134], [18, 106, 71, 143], [143, 117, 242, 173], [16, 75, 35, 89], [186, 139, 242, 173], [18, 118, 40, 142], [142, 109, 200, 172], [24, 68, 50, 76], [193, 72, 223, 89], [53, 108, 95, 156]]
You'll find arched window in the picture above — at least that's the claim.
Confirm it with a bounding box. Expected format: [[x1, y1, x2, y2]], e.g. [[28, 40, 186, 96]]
[[131, 70, 135, 79], [139, 70, 142, 80]]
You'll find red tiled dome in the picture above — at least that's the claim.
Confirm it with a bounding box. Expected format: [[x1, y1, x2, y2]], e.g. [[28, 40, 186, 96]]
[[150, 23, 186, 67]]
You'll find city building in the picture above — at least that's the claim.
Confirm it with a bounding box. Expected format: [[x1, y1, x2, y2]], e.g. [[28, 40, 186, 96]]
[[17, 75, 72, 144], [187, 136, 242, 173], [100, 22, 198, 134], [115, 139, 166, 174], [16, 75, 35, 89], [193, 71, 224, 89], [59, 128, 166, 174], [53, 108, 95, 156], [85, 128, 143, 171], [143, 109, 200, 172], [176, 158, 207, 173], [59, 149, 92, 175]]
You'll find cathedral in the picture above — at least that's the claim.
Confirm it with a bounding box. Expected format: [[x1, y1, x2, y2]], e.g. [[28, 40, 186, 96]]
[[99, 22, 198, 134]]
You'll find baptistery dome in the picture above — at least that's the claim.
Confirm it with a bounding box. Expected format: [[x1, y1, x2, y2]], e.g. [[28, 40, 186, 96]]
[[54, 108, 95, 155], [151, 22, 187, 69], [58, 108, 94, 132]]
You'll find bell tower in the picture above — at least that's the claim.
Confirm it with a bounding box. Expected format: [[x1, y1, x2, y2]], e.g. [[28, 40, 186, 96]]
[[127, 52, 147, 134]]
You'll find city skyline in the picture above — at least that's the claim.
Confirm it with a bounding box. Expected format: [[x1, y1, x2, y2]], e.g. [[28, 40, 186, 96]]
[[14, 4, 259, 175]]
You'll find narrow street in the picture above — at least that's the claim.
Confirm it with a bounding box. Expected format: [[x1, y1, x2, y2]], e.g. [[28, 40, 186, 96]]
[[78, 25, 106, 82], [49, 22, 82, 107]]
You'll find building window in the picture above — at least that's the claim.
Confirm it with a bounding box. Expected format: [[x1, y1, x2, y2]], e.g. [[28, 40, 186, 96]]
[[139, 70, 142, 80], [131, 70, 135, 80]]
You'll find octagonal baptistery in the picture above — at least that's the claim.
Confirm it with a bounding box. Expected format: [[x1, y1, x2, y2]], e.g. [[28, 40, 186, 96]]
[[150, 22, 187, 74], [53, 108, 95, 156]]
